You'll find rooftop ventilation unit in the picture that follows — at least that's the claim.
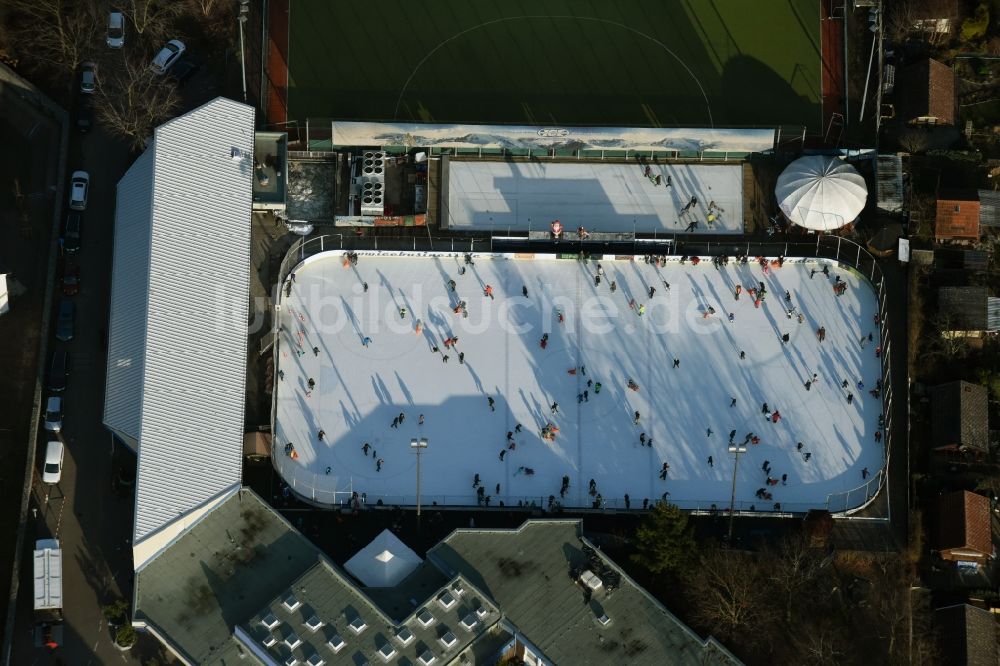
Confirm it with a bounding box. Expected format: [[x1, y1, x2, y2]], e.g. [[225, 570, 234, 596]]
[[418, 650, 437, 666], [597, 613, 611, 626], [349, 616, 368, 634], [396, 627, 414, 645], [474, 607, 489, 621], [284, 656, 299, 666], [283, 630, 302, 650], [417, 609, 435, 627], [306, 655, 325, 666], [283, 592, 301, 611], [304, 615, 324, 632], [378, 643, 397, 661], [579, 570, 603, 592], [261, 613, 280, 630], [327, 634, 346, 653], [439, 631, 457, 649], [451, 582, 465, 596], [358, 151, 386, 217], [262, 635, 278, 648], [437, 591, 456, 610], [460, 614, 478, 631]]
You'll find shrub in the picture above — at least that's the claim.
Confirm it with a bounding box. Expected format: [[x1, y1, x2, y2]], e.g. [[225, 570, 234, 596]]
[[960, 3, 990, 42]]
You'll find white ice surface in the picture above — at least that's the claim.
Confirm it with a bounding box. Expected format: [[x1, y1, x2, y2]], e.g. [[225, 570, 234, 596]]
[[275, 253, 884, 512], [445, 161, 743, 234]]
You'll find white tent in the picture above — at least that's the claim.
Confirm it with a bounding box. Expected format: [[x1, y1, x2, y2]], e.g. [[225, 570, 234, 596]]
[[0, 274, 8, 315], [344, 529, 422, 587], [775, 155, 868, 231]]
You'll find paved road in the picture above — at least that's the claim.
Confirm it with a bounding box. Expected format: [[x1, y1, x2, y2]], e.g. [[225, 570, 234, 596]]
[[9, 105, 167, 665]]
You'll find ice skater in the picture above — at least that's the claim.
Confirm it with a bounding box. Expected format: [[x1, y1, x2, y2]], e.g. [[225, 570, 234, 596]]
[[362, 442, 371, 456], [376, 458, 383, 472], [308, 378, 316, 390], [730, 397, 737, 407], [361, 336, 372, 347], [551, 401, 559, 414], [484, 285, 494, 299], [707, 456, 713, 467], [472, 473, 480, 488], [648, 286, 656, 298], [659, 462, 670, 480], [499, 450, 506, 461], [488, 396, 495, 411], [634, 411, 641, 424], [673, 358, 680, 368], [399, 307, 407, 319], [522, 285, 528, 297]]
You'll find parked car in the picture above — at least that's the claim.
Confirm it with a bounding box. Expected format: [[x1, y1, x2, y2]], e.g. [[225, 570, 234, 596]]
[[107, 11, 125, 49], [42, 441, 64, 484], [68, 171, 89, 211], [44, 397, 63, 432], [48, 351, 69, 392], [170, 56, 202, 86], [55, 299, 75, 342], [76, 100, 92, 133], [150, 40, 185, 75], [80, 61, 97, 94], [61, 262, 79, 296], [64, 212, 81, 252]]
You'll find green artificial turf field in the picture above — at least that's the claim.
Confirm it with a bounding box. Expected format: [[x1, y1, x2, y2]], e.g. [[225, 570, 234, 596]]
[[287, 0, 823, 130]]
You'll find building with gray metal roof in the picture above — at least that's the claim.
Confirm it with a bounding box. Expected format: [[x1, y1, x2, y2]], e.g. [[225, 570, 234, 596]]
[[429, 520, 741, 666], [103, 96, 255, 567]]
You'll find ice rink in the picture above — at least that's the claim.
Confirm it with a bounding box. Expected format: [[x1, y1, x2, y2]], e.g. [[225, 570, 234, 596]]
[[274, 252, 884, 512], [444, 161, 743, 234]]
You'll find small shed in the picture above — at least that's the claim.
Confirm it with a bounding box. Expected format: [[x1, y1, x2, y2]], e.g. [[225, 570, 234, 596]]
[[937, 287, 993, 336], [979, 189, 1000, 230], [936, 491, 993, 564], [875, 154, 903, 214], [897, 59, 955, 125], [935, 603, 998, 666], [936, 190, 981, 242], [930, 381, 989, 457]]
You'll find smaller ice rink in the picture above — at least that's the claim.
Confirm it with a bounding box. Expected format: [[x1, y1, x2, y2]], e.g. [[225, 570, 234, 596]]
[[443, 161, 743, 234], [273, 252, 884, 513]]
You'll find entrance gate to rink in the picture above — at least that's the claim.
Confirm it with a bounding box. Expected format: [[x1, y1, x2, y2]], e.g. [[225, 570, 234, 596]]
[[270, 233, 893, 520]]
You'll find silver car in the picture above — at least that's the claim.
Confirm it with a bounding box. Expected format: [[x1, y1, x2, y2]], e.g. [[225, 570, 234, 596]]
[[150, 40, 186, 75], [107, 12, 125, 49], [44, 397, 63, 432], [80, 61, 97, 93], [69, 171, 89, 211]]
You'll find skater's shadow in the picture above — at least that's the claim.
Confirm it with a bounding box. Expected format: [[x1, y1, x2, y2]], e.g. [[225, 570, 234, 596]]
[[371, 373, 392, 405], [517, 387, 547, 431], [464, 361, 485, 394], [394, 371, 415, 406], [375, 269, 400, 310], [339, 400, 359, 431], [339, 296, 365, 343]]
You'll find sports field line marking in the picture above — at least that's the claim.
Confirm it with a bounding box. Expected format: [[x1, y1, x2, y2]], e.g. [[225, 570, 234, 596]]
[[392, 15, 714, 129]]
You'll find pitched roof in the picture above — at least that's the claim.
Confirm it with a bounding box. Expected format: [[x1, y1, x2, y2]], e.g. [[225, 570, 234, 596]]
[[935, 603, 998, 666], [936, 190, 981, 240], [104, 97, 255, 546], [936, 491, 993, 557], [428, 520, 742, 666], [979, 189, 1000, 228], [898, 59, 955, 125], [938, 287, 989, 331], [931, 381, 989, 451], [134, 489, 322, 664], [344, 529, 423, 587]]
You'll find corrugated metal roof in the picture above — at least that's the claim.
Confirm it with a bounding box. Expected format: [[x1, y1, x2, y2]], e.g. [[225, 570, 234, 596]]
[[104, 149, 154, 442], [109, 97, 254, 544], [988, 297, 1000, 331], [876, 154, 903, 213], [979, 189, 1000, 228]]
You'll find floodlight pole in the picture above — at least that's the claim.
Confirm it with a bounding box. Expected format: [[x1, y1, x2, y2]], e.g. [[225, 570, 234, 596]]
[[727, 443, 747, 543], [238, 2, 249, 103], [410, 438, 428, 522]]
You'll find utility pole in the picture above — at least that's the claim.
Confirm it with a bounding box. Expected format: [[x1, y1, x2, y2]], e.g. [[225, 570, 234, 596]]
[[238, 1, 249, 103], [727, 442, 748, 543], [410, 438, 428, 525]]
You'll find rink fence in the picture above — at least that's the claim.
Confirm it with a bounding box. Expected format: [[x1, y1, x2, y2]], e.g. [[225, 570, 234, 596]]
[[271, 234, 892, 520]]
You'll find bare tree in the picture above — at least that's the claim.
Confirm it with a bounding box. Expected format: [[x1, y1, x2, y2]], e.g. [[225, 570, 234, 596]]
[[123, 0, 182, 41], [95, 54, 180, 150], [687, 548, 772, 647], [764, 534, 829, 624], [885, 0, 919, 43], [897, 127, 931, 154], [185, 0, 223, 16], [5, 0, 100, 84]]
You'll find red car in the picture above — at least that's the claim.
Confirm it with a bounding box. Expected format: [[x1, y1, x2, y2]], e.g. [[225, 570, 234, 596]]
[[62, 261, 80, 296]]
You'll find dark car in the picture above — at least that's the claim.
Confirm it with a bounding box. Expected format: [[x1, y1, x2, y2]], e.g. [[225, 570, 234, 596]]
[[76, 100, 92, 133], [48, 350, 70, 392], [170, 56, 202, 86], [62, 261, 80, 296], [64, 213, 81, 252], [55, 299, 75, 341]]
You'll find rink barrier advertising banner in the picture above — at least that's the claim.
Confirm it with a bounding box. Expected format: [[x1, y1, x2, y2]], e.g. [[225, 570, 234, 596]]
[[329, 121, 776, 154]]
